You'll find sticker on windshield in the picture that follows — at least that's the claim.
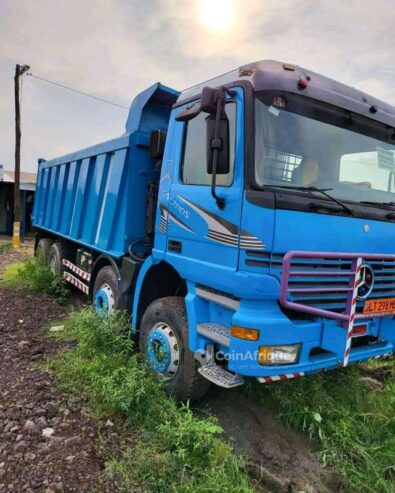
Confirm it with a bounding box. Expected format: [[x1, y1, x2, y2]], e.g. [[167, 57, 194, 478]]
[[268, 105, 280, 117], [377, 146, 395, 171]]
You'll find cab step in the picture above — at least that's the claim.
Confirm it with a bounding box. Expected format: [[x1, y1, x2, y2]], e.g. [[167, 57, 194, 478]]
[[197, 323, 230, 347], [198, 363, 244, 388]]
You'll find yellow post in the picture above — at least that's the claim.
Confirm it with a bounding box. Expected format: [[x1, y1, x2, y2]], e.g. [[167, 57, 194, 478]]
[[12, 221, 21, 249]]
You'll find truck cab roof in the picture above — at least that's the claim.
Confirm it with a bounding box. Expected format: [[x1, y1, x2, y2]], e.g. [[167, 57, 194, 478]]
[[177, 59, 395, 129]]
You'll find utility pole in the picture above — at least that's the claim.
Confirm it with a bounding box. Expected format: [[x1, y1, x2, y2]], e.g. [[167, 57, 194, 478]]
[[13, 63, 30, 249]]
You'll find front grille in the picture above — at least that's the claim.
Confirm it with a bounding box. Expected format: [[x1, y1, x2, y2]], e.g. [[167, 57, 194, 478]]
[[246, 251, 395, 315], [286, 256, 363, 313]]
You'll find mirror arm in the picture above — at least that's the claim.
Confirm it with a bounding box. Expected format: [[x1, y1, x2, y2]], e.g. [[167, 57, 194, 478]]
[[210, 91, 226, 210]]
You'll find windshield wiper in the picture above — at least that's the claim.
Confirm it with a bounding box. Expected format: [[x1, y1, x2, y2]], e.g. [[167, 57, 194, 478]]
[[360, 200, 395, 209], [266, 185, 354, 215]]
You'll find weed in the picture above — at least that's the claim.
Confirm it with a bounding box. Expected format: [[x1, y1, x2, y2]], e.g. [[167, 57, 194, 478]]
[[0, 242, 12, 252], [0, 262, 22, 285], [247, 364, 395, 493], [0, 258, 69, 298], [48, 308, 254, 493]]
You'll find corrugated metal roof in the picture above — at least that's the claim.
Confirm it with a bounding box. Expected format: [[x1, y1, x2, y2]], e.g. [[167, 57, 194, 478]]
[[0, 170, 37, 191]]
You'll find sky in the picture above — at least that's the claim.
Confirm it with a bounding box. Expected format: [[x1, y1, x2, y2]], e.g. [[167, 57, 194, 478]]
[[0, 0, 394, 173]]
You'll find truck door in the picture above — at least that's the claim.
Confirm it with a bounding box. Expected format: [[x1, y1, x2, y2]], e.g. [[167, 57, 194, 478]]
[[160, 88, 244, 289]]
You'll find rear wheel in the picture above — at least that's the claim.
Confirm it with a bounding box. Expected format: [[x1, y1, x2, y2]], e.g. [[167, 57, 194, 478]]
[[140, 296, 211, 401], [36, 238, 53, 264], [48, 242, 63, 275], [93, 265, 119, 316]]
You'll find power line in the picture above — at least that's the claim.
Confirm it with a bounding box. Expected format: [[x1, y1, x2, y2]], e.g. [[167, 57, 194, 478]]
[[27, 72, 129, 110]]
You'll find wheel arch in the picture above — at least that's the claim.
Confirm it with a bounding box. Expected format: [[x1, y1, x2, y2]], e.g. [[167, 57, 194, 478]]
[[132, 259, 187, 339], [90, 254, 121, 298]]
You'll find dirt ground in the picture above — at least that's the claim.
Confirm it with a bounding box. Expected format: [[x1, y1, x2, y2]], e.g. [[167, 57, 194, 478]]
[[0, 251, 118, 493], [0, 250, 338, 493], [205, 391, 339, 493]]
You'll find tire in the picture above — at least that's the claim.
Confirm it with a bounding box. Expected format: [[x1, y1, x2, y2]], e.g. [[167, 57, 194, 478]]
[[36, 238, 53, 264], [48, 242, 63, 275], [93, 265, 119, 316], [140, 296, 211, 401]]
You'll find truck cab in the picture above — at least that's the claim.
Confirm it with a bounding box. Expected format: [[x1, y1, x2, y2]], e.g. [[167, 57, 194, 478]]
[[33, 60, 395, 400]]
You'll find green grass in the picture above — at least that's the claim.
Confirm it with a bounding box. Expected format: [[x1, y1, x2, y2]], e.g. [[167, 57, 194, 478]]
[[0, 242, 12, 252], [246, 362, 395, 493], [0, 262, 22, 284], [46, 309, 255, 493], [0, 258, 69, 297]]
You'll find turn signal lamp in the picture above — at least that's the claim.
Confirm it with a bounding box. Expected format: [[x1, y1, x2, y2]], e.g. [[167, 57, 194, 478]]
[[230, 326, 259, 341], [258, 344, 301, 365]]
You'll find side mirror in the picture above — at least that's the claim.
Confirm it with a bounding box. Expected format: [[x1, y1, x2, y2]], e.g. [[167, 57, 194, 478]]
[[206, 113, 230, 175], [201, 87, 218, 114], [175, 85, 225, 122]]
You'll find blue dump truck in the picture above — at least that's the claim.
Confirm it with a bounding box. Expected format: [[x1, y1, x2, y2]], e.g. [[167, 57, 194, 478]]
[[33, 60, 395, 400]]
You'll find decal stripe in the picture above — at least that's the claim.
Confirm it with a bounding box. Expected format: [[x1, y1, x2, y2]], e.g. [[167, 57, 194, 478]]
[[208, 230, 265, 243], [240, 239, 266, 247], [208, 231, 265, 249], [258, 372, 304, 383], [63, 259, 91, 281], [177, 195, 239, 235], [258, 356, 395, 383], [371, 352, 393, 360], [168, 212, 194, 233], [208, 231, 238, 243], [343, 258, 363, 367], [63, 271, 89, 295], [240, 242, 265, 248], [157, 204, 168, 233], [174, 195, 265, 250], [207, 233, 238, 247], [209, 230, 239, 239]]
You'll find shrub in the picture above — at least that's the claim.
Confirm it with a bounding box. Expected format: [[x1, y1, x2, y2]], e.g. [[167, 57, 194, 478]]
[[247, 364, 395, 493], [1, 258, 69, 298]]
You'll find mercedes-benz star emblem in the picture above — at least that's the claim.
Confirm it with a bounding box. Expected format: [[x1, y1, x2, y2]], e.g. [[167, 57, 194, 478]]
[[356, 264, 374, 300]]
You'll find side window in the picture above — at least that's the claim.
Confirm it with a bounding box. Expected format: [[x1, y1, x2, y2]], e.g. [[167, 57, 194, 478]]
[[181, 102, 236, 186]]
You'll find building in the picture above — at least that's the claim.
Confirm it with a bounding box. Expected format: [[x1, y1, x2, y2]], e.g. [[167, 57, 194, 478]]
[[0, 164, 36, 237]]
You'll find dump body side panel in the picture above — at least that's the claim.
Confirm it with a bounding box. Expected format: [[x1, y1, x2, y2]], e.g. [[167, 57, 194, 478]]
[[33, 83, 180, 259], [32, 133, 154, 258]]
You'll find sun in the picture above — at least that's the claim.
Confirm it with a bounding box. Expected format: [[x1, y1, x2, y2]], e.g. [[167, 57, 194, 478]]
[[199, 0, 236, 33]]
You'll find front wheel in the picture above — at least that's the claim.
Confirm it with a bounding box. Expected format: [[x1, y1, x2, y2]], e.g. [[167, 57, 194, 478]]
[[139, 296, 211, 401]]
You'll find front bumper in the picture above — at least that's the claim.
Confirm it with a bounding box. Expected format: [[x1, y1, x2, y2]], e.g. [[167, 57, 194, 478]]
[[226, 298, 395, 378]]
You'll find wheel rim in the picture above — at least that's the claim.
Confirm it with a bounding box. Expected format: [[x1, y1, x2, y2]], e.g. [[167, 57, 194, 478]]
[[49, 254, 57, 274], [94, 282, 115, 316], [147, 322, 180, 379]]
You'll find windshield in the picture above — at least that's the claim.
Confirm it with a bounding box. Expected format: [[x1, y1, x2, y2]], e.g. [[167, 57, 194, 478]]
[[254, 92, 395, 205]]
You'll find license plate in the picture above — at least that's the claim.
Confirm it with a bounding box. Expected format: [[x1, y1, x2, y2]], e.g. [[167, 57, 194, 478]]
[[363, 297, 395, 315]]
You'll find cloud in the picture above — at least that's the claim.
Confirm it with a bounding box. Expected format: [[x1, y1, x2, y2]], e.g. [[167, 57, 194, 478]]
[[0, 0, 394, 172]]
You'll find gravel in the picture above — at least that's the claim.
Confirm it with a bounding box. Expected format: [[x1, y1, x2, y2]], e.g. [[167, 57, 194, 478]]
[[0, 251, 118, 492]]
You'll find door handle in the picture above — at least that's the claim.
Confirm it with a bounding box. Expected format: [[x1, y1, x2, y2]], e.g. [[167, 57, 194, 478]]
[[168, 240, 182, 253]]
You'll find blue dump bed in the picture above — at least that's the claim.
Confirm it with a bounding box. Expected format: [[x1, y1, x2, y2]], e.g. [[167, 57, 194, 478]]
[[32, 83, 179, 258]]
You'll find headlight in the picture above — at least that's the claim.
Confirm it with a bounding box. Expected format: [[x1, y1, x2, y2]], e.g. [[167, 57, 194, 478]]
[[258, 344, 301, 365]]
